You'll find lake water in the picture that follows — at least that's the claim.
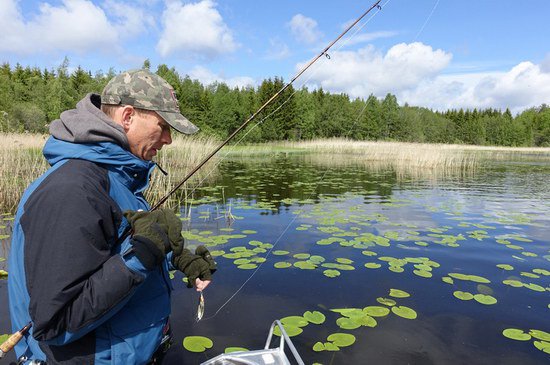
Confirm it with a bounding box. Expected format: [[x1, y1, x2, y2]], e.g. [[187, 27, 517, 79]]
[[1, 153, 549, 364]]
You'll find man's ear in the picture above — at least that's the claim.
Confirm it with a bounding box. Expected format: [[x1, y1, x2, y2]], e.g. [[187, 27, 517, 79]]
[[119, 105, 135, 131]]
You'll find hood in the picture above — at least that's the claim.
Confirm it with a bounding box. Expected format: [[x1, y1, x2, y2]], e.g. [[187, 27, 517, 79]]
[[45, 93, 156, 192], [49, 93, 129, 150]]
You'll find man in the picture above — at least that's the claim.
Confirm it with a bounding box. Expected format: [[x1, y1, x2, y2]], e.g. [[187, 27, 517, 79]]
[[8, 69, 216, 364]]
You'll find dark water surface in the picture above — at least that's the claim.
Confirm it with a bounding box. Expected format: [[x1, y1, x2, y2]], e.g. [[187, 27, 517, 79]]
[[1, 154, 549, 364]]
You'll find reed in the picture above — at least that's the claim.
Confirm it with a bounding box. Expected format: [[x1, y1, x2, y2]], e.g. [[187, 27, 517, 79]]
[[0, 133, 221, 213]]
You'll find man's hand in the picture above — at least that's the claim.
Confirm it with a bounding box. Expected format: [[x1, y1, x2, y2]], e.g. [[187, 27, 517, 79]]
[[172, 245, 217, 289], [124, 208, 183, 270]]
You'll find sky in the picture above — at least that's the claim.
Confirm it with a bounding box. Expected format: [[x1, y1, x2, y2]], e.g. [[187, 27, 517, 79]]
[[1, 0, 549, 113]]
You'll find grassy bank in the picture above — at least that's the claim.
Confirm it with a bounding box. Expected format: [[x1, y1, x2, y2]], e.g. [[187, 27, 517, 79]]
[[2, 134, 549, 212], [0, 133, 220, 212]]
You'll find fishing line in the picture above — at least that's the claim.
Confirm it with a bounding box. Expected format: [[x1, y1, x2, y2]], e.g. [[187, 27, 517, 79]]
[[414, 0, 439, 41], [174, 0, 390, 320], [176, 0, 393, 207], [200, 3, 391, 321]]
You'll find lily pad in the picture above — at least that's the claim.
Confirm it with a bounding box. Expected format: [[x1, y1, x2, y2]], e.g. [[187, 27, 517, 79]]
[[303, 311, 326, 325], [363, 306, 390, 317], [453, 291, 474, 301], [529, 330, 550, 341], [533, 340, 550, 354], [237, 263, 258, 270], [376, 297, 397, 306], [273, 325, 303, 337], [391, 306, 417, 319], [323, 269, 341, 278], [473, 294, 497, 305], [336, 317, 362, 330], [183, 336, 213, 353], [281, 316, 309, 328], [327, 333, 356, 347], [273, 250, 289, 256], [365, 263, 382, 269], [0, 270, 8, 278], [293, 253, 311, 260], [224, 347, 248, 353], [413, 269, 432, 278], [274, 262, 292, 269], [389, 289, 410, 298], [502, 328, 531, 341]]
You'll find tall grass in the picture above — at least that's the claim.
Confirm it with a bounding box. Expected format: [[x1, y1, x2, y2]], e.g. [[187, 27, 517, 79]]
[[0, 134, 49, 212], [0, 133, 221, 213]]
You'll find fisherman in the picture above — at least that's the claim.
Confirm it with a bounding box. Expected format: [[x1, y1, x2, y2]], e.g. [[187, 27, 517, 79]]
[[8, 69, 217, 364]]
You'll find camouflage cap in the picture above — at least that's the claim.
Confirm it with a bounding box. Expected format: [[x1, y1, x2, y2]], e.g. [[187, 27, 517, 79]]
[[101, 69, 199, 134]]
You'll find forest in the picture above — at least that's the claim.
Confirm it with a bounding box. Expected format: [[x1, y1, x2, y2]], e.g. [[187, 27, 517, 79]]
[[1, 59, 548, 147]]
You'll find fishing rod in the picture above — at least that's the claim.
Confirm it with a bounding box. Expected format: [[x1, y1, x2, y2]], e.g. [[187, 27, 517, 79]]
[[150, 0, 382, 211]]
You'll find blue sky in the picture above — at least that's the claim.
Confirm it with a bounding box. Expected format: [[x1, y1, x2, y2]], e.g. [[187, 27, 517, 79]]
[[1, 0, 549, 113]]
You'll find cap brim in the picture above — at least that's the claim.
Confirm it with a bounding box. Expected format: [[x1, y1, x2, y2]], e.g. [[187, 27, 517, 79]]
[[157, 110, 199, 135]]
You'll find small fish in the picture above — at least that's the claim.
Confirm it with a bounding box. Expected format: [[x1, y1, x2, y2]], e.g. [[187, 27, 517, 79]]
[[196, 291, 205, 321]]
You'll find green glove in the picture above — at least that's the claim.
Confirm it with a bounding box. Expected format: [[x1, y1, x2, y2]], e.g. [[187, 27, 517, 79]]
[[172, 245, 217, 288], [124, 208, 183, 270]]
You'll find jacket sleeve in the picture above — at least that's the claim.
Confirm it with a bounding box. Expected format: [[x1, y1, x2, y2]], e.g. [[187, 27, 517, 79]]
[[21, 160, 146, 344]]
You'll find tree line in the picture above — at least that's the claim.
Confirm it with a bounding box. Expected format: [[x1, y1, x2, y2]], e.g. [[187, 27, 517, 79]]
[[1, 59, 548, 146]]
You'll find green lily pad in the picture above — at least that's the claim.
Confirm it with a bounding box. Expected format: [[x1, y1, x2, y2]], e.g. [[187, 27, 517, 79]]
[[274, 262, 292, 269], [533, 268, 550, 276], [391, 306, 417, 319], [365, 263, 382, 269], [389, 289, 410, 298], [303, 311, 325, 325], [524, 283, 545, 292], [273, 250, 289, 256], [281, 316, 309, 328], [0, 270, 8, 278], [362, 250, 377, 256], [533, 340, 550, 354], [363, 306, 390, 317], [327, 333, 356, 347], [237, 263, 258, 270], [294, 261, 317, 270], [273, 325, 303, 337], [473, 294, 497, 305], [529, 330, 550, 341], [242, 230, 257, 234], [183, 336, 213, 352], [313, 342, 325, 352], [376, 297, 397, 306], [413, 269, 432, 278], [453, 291, 474, 300], [224, 347, 248, 353], [496, 264, 514, 271], [293, 253, 311, 260], [335, 258, 353, 264], [336, 317, 361, 330], [323, 269, 341, 278], [442, 276, 454, 284], [502, 328, 531, 341], [389, 266, 405, 273]]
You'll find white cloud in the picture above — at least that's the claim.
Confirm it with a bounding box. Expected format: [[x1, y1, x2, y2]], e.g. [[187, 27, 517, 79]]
[[298, 42, 550, 113], [264, 38, 290, 60], [0, 0, 156, 55], [299, 42, 451, 96], [103, 0, 156, 38], [288, 14, 322, 44], [188, 66, 255, 89], [157, 0, 237, 59]]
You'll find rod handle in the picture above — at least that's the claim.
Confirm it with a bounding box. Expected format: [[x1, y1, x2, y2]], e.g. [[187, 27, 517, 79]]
[[0, 322, 32, 357]]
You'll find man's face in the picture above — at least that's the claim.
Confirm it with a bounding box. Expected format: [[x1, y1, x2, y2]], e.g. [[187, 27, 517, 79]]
[[125, 108, 173, 161]]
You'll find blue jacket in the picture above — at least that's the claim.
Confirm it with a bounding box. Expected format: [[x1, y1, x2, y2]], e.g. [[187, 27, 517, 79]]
[[8, 94, 172, 364]]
